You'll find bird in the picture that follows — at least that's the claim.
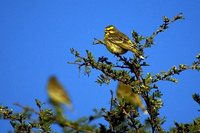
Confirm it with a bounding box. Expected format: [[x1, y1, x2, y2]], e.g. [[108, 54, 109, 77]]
[[47, 76, 72, 109], [103, 25, 144, 59], [116, 81, 148, 114]]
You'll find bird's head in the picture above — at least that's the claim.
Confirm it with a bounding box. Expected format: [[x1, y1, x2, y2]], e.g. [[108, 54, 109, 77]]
[[105, 25, 116, 34], [49, 76, 57, 84]]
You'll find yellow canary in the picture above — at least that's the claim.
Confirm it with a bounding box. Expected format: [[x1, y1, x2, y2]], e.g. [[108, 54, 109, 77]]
[[47, 76, 72, 109], [116, 81, 147, 114], [104, 25, 143, 59]]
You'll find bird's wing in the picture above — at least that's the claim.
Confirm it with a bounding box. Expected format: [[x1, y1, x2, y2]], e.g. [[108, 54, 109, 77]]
[[109, 32, 136, 50]]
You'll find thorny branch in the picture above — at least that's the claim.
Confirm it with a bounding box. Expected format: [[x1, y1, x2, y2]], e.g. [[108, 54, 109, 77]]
[[144, 13, 184, 48]]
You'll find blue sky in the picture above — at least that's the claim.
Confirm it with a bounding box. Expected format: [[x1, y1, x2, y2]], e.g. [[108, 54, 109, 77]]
[[0, 1, 200, 132]]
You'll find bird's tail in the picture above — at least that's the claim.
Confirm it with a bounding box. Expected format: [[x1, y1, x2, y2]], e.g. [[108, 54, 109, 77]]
[[131, 48, 144, 59], [65, 103, 74, 112], [139, 103, 148, 115]]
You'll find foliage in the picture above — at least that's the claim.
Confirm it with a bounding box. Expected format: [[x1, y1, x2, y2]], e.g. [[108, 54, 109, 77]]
[[0, 13, 200, 133]]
